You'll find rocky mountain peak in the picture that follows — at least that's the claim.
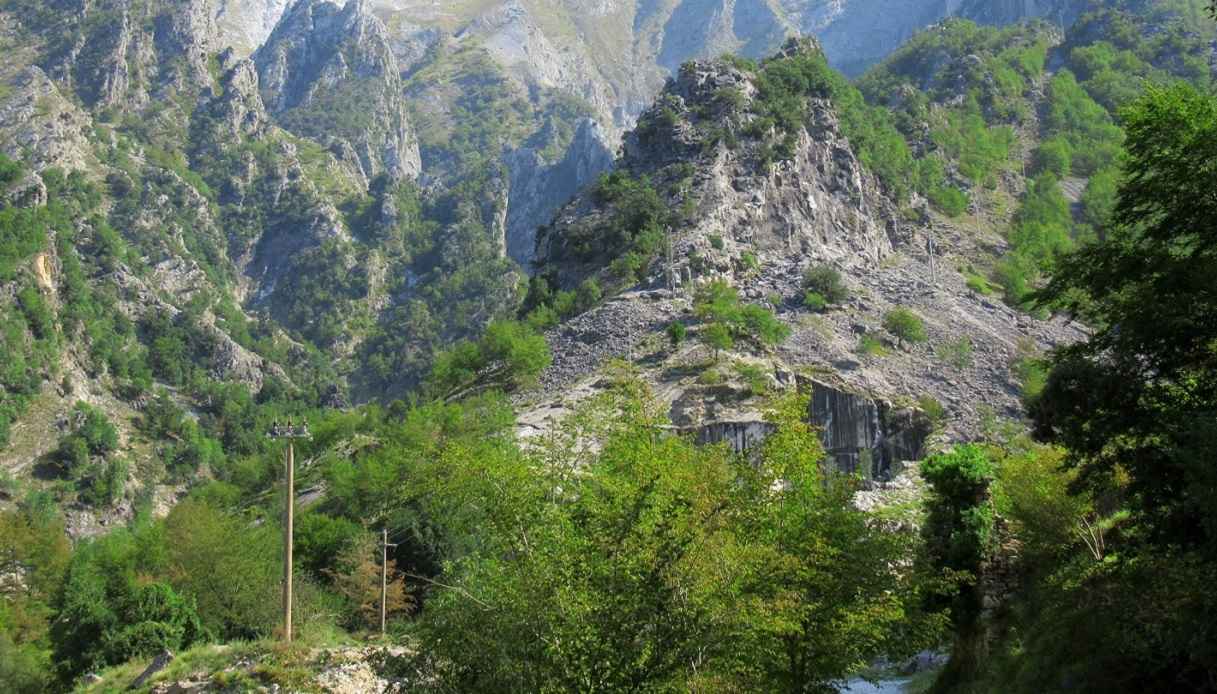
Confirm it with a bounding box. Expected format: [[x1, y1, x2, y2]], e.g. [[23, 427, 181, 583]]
[[538, 44, 902, 292], [253, 0, 421, 182]]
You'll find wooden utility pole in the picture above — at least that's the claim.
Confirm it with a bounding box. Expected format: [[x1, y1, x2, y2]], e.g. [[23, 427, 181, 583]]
[[268, 420, 310, 643], [380, 528, 397, 637]]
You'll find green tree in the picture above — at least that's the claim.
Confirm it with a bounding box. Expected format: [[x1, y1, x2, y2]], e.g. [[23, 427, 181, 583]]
[[1026, 83, 1217, 690], [920, 444, 994, 688], [883, 307, 928, 348], [160, 500, 282, 639], [1033, 136, 1072, 177], [1033, 84, 1217, 548], [414, 385, 935, 692], [701, 322, 734, 361], [666, 320, 686, 347]]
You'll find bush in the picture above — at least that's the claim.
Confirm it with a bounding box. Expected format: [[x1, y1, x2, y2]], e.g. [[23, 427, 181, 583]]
[[802, 291, 827, 312], [918, 395, 947, 426], [701, 323, 734, 361], [883, 308, 928, 348], [739, 303, 791, 347], [54, 402, 119, 476], [802, 264, 849, 304], [575, 278, 602, 311], [858, 334, 888, 358], [929, 185, 969, 217], [666, 321, 686, 347]]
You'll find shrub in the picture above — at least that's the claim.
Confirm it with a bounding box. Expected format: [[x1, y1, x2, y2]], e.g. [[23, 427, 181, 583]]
[[929, 185, 969, 217], [858, 334, 888, 358], [54, 402, 119, 476], [734, 362, 770, 396], [666, 321, 687, 347], [1033, 136, 1073, 177], [739, 304, 791, 347], [918, 395, 948, 426], [802, 264, 849, 304], [575, 278, 602, 311], [701, 323, 734, 361], [964, 272, 994, 295], [883, 308, 928, 348], [802, 291, 827, 312]]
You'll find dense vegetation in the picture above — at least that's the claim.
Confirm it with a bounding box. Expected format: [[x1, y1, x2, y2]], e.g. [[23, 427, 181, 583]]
[[928, 80, 1217, 694], [0, 380, 948, 691]]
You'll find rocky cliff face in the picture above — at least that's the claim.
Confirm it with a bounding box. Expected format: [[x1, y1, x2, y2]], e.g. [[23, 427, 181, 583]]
[[45, 0, 219, 110], [504, 119, 615, 266], [201, 0, 1100, 267], [254, 0, 421, 182], [215, 0, 294, 56]]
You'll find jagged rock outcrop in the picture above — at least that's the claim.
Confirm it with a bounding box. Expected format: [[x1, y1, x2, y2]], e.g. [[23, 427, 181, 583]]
[[518, 37, 1083, 451], [538, 41, 903, 290], [505, 119, 615, 267], [48, 0, 218, 110], [254, 0, 421, 183], [204, 49, 270, 139], [0, 67, 96, 172], [215, 0, 294, 56]]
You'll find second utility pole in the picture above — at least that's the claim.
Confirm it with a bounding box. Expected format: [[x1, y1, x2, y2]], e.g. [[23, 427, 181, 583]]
[[380, 527, 397, 636]]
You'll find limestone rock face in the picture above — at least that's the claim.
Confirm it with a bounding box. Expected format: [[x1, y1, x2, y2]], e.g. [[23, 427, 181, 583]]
[[0, 68, 96, 172], [215, 0, 294, 56], [808, 378, 931, 479], [254, 0, 422, 182], [538, 42, 902, 290], [505, 118, 615, 267], [47, 0, 218, 110]]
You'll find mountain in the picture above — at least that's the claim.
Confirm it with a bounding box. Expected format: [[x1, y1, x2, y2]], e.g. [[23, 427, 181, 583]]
[[3, 0, 1217, 691], [0, 0, 1210, 534], [515, 37, 1083, 470], [204, 0, 1099, 265]]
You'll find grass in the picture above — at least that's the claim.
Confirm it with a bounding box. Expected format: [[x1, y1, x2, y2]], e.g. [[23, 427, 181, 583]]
[[858, 334, 890, 358], [80, 624, 359, 693], [964, 271, 996, 295], [733, 361, 770, 396], [797, 314, 832, 339], [935, 336, 975, 370]]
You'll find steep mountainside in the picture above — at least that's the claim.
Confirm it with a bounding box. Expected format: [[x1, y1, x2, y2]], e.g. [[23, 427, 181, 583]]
[[203, 0, 1111, 265], [517, 39, 1083, 471]]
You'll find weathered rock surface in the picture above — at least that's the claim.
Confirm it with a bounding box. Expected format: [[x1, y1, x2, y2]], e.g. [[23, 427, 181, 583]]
[[505, 118, 615, 267], [254, 0, 422, 182]]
